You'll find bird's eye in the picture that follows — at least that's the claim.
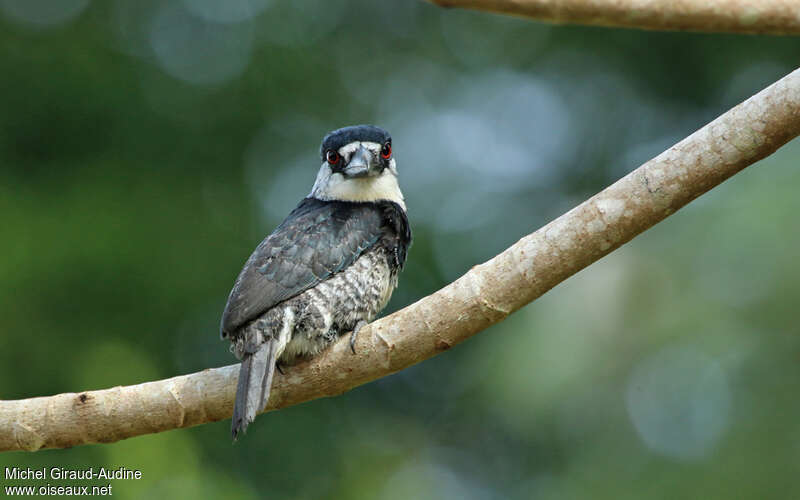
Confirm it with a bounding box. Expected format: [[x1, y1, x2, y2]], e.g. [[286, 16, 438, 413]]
[[381, 142, 392, 159], [326, 150, 340, 165]]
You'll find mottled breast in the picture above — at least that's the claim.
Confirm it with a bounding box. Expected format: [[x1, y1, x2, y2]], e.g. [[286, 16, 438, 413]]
[[279, 246, 398, 361]]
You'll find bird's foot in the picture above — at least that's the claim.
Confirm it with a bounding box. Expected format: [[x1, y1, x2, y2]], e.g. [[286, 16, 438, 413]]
[[276, 362, 285, 375], [350, 320, 368, 354]]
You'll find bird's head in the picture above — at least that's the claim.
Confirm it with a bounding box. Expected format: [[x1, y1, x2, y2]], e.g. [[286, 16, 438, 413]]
[[309, 125, 405, 210]]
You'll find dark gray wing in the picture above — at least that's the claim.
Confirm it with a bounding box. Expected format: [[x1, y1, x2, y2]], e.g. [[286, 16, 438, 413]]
[[220, 197, 384, 338]]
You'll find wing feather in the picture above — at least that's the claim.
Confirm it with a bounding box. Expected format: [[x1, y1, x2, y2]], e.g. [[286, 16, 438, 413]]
[[220, 198, 385, 338]]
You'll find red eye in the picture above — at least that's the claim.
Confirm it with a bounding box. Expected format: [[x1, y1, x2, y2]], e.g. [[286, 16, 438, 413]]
[[326, 150, 339, 164], [381, 142, 392, 159]]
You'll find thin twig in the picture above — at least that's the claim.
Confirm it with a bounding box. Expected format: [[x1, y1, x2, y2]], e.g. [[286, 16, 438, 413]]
[[428, 0, 800, 35]]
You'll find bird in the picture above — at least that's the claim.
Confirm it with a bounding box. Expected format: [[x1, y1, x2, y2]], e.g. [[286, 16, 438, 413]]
[[220, 124, 412, 439]]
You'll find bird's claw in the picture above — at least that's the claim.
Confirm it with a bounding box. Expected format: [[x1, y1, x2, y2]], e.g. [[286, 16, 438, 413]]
[[350, 320, 367, 354]]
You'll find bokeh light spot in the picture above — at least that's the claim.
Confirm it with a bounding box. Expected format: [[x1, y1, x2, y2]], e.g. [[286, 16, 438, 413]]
[[0, 0, 89, 27], [181, 0, 270, 24], [626, 344, 731, 461], [149, 2, 253, 86]]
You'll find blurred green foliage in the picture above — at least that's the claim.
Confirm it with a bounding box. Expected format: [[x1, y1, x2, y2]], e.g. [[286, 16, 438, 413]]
[[1, 1, 799, 499]]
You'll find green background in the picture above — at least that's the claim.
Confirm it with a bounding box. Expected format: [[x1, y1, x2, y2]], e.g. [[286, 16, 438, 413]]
[[1, 1, 799, 498]]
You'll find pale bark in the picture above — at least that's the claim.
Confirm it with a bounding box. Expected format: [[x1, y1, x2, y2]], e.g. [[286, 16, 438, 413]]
[[2, 68, 800, 452], [428, 0, 800, 35]]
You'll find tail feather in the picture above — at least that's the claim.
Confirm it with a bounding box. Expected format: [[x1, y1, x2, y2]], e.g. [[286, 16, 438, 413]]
[[231, 340, 277, 440]]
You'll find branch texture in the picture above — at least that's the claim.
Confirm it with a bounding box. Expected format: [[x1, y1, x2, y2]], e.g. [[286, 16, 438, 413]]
[[429, 0, 800, 35], [3, 69, 800, 452]]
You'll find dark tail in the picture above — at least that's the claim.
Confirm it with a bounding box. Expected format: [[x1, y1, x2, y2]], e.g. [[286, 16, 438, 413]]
[[231, 340, 278, 440]]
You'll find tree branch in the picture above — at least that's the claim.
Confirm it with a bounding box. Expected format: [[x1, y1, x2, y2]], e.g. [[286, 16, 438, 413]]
[[428, 0, 800, 35], [2, 68, 800, 453]]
